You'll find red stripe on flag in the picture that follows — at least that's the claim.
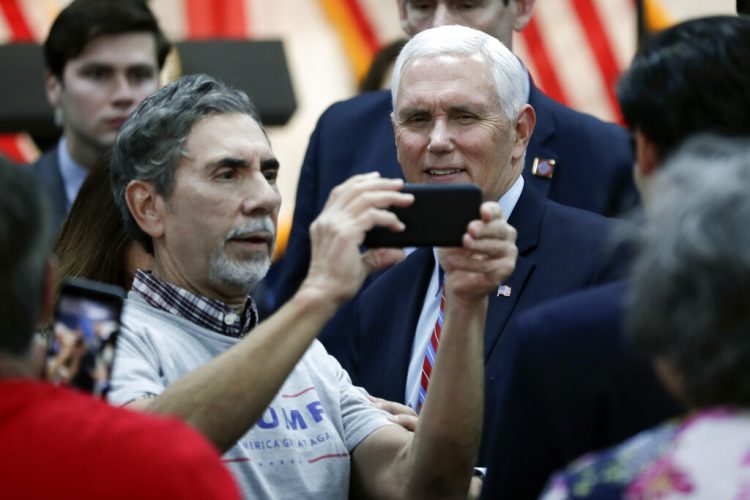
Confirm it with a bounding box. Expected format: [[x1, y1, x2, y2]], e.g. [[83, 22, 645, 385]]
[[343, 0, 380, 53], [0, 0, 34, 41], [0, 134, 28, 163], [520, 17, 568, 106], [186, 0, 249, 39], [569, 0, 623, 122]]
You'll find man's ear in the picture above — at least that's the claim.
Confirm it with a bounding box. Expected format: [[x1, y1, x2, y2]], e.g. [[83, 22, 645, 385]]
[[45, 71, 62, 108], [512, 104, 536, 162], [513, 0, 537, 31], [391, 110, 404, 165], [125, 180, 166, 239]]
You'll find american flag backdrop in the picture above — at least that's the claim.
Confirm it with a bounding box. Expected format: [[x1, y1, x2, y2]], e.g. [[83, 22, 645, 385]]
[[0, 0, 737, 233]]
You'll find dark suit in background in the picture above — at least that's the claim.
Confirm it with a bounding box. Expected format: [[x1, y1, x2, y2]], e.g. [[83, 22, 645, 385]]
[[351, 184, 631, 466], [29, 145, 68, 233], [479, 281, 683, 500], [274, 87, 637, 370]]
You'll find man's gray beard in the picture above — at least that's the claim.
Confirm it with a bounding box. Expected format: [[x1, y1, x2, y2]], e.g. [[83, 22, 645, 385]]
[[208, 251, 270, 292], [207, 218, 275, 293]]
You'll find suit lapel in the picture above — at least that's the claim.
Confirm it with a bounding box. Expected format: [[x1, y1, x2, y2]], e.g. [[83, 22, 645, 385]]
[[484, 184, 545, 362], [524, 83, 557, 199], [34, 146, 69, 230], [382, 248, 435, 402]]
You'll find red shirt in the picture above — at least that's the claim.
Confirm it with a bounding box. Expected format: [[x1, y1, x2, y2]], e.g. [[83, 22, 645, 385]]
[[0, 379, 239, 499]]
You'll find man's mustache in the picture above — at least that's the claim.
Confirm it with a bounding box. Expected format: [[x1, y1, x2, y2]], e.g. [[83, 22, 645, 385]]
[[225, 218, 277, 251]]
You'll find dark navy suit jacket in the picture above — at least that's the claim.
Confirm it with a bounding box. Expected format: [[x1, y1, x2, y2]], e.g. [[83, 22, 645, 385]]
[[30, 145, 68, 233], [351, 184, 631, 465], [273, 87, 637, 369], [479, 281, 683, 500]]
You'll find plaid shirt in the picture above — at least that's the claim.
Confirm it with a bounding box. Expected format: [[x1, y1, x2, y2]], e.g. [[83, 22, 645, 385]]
[[131, 270, 258, 338]]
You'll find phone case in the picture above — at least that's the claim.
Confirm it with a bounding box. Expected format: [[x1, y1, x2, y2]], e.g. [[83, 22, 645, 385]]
[[363, 183, 482, 248]]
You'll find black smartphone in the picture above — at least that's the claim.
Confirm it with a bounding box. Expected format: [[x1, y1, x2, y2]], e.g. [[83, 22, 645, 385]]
[[364, 183, 483, 247], [47, 277, 125, 397]]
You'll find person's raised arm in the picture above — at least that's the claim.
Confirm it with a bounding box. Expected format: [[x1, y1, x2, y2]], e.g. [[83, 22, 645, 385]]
[[126, 173, 414, 452], [350, 202, 517, 499]]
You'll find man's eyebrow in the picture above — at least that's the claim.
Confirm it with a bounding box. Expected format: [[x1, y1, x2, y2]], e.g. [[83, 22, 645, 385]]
[[78, 62, 113, 70], [448, 105, 480, 114], [396, 106, 428, 118], [261, 158, 280, 170], [210, 157, 249, 170], [126, 63, 157, 71]]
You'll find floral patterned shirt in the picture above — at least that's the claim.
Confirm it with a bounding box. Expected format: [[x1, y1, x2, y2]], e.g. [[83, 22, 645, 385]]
[[542, 408, 750, 499]]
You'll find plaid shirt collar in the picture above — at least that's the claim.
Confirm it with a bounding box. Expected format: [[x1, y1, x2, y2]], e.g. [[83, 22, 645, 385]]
[[131, 270, 258, 339]]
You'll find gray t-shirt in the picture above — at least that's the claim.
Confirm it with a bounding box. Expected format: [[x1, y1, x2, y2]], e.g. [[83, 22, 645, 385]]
[[109, 295, 392, 499]]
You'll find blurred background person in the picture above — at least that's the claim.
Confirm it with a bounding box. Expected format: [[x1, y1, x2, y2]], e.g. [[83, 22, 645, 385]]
[[358, 38, 407, 93], [53, 150, 151, 294], [30, 0, 170, 232], [542, 135, 750, 498]]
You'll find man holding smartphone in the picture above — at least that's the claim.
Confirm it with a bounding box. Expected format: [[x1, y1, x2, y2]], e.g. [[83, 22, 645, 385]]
[[108, 74, 517, 498], [0, 162, 239, 498]]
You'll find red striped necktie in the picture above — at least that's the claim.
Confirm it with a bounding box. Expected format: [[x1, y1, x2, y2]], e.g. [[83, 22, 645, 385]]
[[417, 287, 446, 413]]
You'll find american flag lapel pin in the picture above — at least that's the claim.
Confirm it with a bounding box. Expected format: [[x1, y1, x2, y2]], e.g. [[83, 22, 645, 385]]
[[532, 157, 556, 179], [497, 284, 512, 297]]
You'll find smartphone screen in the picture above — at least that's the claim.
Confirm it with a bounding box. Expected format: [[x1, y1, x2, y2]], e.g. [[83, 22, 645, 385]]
[[47, 278, 125, 398], [363, 183, 483, 248]]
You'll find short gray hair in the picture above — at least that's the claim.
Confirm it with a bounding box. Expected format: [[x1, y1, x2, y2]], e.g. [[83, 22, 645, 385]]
[[391, 25, 528, 120], [627, 134, 750, 407], [111, 74, 264, 253]]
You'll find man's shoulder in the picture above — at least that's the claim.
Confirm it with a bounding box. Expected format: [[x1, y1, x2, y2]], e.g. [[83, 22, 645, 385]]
[[28, 146, 59, 174], [531, 87, 629, 141], [513, 281, 627, 340], [522, 185, 624, 241], [540, 196, 629, 243], [120, 295, 175, 334]]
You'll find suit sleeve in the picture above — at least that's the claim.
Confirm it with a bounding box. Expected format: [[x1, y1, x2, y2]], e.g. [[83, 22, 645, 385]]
[[481, 313, 563, 500]]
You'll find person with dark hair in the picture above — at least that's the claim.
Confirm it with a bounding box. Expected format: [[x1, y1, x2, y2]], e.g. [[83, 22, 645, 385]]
[[542, 136, 750, 498], [480, 15, 750, 499], [107, 73, 517, 499], [358, 39, 407, 93], [0, 160, 239, 499], [274, 0, 638, 371], [30, 0, 170, 232], [54, 151, 151, 293]]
